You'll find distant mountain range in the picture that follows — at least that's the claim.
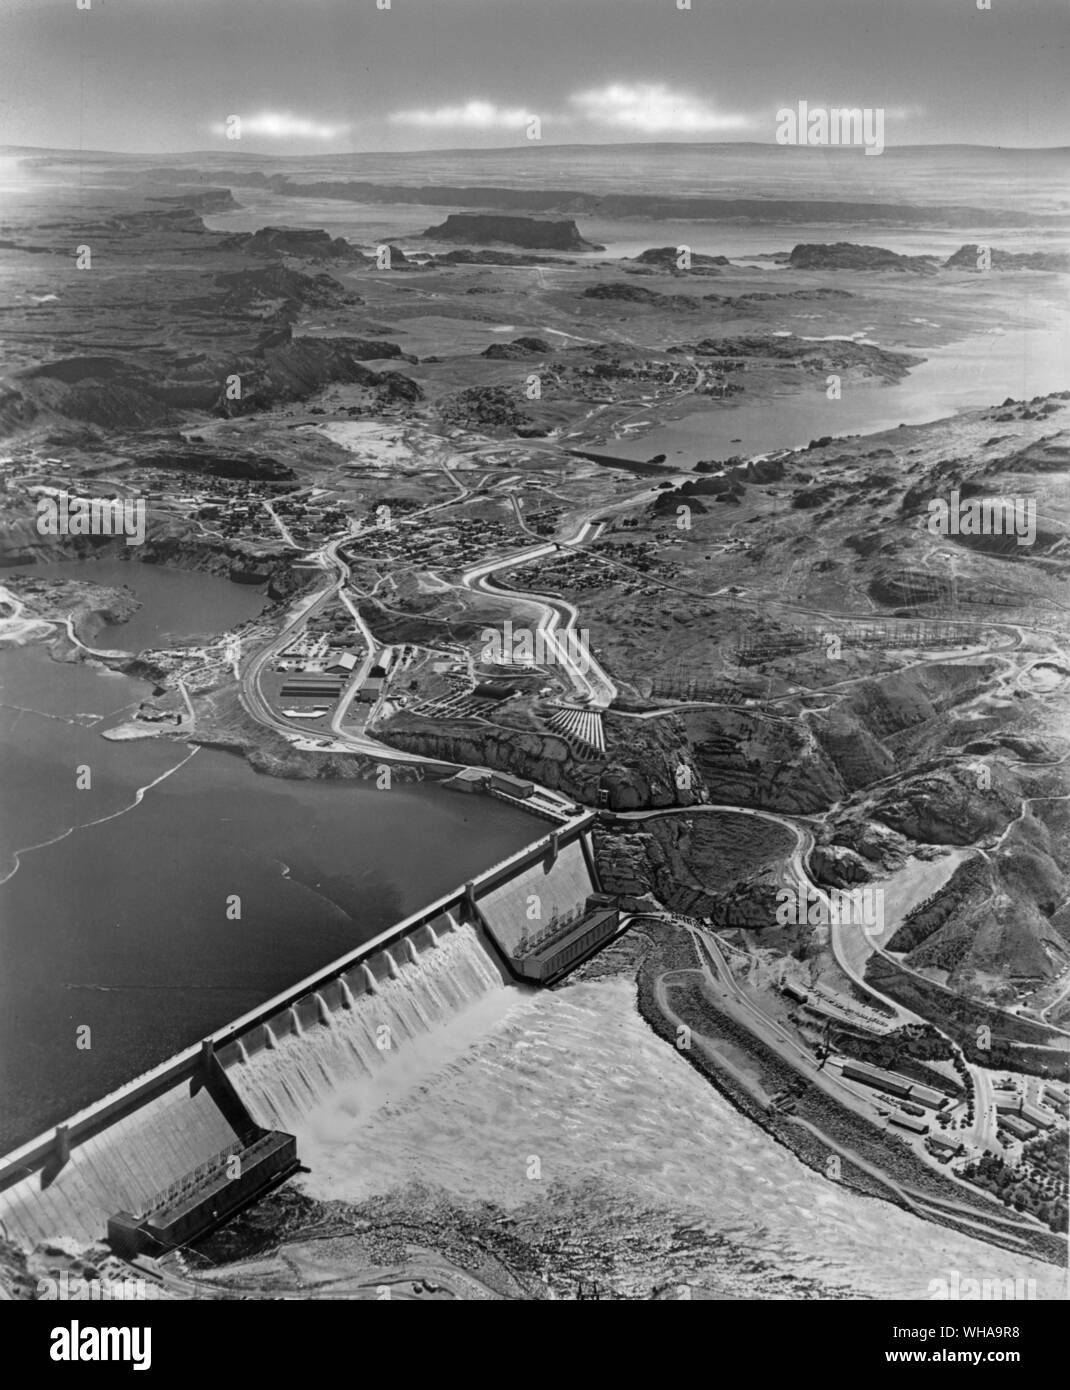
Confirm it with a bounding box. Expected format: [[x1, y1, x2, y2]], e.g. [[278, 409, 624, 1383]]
[[4, 141, 1070, 158], [7, 142, 1066, 228]]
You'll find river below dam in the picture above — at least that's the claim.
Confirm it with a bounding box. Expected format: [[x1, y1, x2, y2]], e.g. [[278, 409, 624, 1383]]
[[0, 559, 543, 1151], [272, 969, 1065, 1300]]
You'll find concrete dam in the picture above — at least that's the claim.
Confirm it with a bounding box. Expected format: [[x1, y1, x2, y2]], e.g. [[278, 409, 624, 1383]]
[[0, 811, 620, 1253]]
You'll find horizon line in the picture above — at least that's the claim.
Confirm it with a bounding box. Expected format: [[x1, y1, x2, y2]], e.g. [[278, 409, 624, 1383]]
[[3, 138, 1069, 160]]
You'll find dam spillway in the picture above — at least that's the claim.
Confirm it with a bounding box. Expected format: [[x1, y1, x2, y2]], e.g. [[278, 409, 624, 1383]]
[[0, 811, 616, 1252], [228, 917, 506, 1134]]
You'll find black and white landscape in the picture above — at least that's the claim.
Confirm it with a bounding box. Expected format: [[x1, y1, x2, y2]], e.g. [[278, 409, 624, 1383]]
[[1, 0, 1068, 1319]]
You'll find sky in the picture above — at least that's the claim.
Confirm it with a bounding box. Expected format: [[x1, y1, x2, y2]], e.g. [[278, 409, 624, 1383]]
[[0, 0, 1068, 155]]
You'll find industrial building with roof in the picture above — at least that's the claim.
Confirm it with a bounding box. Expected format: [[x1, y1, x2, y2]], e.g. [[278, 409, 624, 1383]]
[[107, 1131, 298, 1258], [355, 677, 384, 703], [842, 1061, 912, 1098], [490, 772, 534, 799], [889, 1113, 929, 1136], [910, 1084, 948, 1110], [513, 904, 621, 983], [1020, 1102, 1057, 1131], [999, 1113, 1037, 1141], [925, 1135, 963, 1163], [840, 1059, 948, 1109], [279, 674, 344, 698]]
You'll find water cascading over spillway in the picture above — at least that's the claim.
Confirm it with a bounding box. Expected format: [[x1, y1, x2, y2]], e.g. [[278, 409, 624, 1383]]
[[227, 922, 507, 1134]]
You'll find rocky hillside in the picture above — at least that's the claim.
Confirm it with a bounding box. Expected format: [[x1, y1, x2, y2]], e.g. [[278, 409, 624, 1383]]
[[884, 828, 1070, 1000], [679, 334, 924, 382], [0, 331, 421, 435]]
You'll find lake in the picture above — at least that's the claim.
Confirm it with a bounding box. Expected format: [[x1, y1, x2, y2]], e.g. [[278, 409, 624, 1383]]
[[0, 561, 544, 1149], [599, 323, 1070, 466]]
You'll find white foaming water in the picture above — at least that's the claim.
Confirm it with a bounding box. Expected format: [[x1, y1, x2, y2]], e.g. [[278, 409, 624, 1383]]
[[231, 923, 513, 1134], [280, 977, 1064, 1300]]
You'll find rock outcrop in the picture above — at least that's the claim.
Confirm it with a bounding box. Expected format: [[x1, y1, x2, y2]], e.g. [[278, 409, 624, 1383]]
[[149, 187, 241, 213], [423, 214, 603, 252], [631, 246, 730, 275], [944, 244, 1070, 273], [788, 242, 939, 273], [222, 226, 366, 260], [680, 334, 924, 383], [214, 263, 361, 317], [480, 337, 553, 360], [582, 283, 700, 310]]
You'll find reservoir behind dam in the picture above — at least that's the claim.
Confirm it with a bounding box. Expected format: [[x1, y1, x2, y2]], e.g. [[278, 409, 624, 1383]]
[[0, 560, 544, 1150]]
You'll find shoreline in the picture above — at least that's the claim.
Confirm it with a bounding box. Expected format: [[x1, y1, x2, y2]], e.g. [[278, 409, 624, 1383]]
[[621, 921, 1067, 1267]]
